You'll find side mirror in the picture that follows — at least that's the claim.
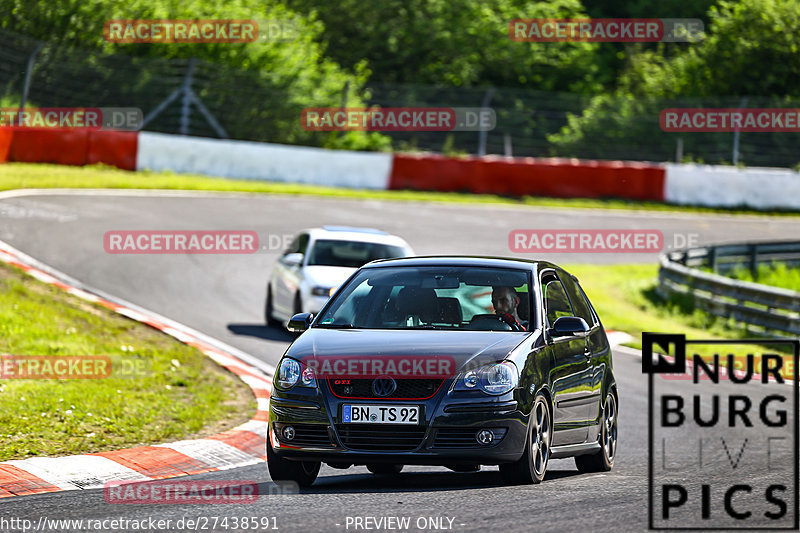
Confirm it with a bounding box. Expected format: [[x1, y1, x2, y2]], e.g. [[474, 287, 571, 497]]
[[288, 312, 314, 333], [282, 252, 303, 267], [550, 316, 591, 338]]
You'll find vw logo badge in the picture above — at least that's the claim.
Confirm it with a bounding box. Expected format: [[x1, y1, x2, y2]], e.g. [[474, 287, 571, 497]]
[[372, 377, 397, 397]]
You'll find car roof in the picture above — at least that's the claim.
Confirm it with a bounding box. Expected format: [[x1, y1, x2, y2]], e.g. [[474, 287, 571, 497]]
[[362, 255, 557, 271], [305, 227, 411, 246]]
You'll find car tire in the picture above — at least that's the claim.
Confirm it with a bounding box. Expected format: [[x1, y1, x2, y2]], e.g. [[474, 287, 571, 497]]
[[265, 286, 280, 327], [266, 438, 320, 488], [575, 389, 617, 473], [500, 393, 551, 485], [366, 464, 403, 475]]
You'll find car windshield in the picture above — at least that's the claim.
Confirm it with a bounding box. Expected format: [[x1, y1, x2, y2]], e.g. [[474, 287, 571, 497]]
[[315, 265, 533, 331], [308, 240, 406, 268]]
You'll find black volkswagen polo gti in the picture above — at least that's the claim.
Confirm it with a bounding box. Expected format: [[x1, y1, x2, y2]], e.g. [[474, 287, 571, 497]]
[[267, 256, 618, 486]]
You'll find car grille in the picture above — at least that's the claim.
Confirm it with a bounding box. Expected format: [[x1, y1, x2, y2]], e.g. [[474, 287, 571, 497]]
[[327, 378, 444, 400], [433, 427, 508, 448], [335, 424, 427, 451], [276, 423, 334, 448]]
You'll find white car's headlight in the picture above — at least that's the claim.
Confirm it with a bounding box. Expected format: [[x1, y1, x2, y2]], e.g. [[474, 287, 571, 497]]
[[455, 362, 518, 395], [311, 286, 331, 297]]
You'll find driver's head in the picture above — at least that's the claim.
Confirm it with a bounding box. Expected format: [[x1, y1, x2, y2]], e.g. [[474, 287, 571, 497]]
[[491, 286, 520, 316]]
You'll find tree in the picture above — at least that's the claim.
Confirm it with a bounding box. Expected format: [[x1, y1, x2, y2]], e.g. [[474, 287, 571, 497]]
[[550, 0, 800, 166]]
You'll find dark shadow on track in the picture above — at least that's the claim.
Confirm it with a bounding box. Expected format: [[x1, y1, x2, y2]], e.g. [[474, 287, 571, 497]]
[[258, 467, 584, 495], [228, 323, 295, 342]]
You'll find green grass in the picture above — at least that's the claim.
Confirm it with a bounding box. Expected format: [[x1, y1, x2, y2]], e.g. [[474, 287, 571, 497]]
[[567, 264, 745, 347], [2, 162, 800, 217], [722, 262, 800, 292], [0, 262, 256, 461]]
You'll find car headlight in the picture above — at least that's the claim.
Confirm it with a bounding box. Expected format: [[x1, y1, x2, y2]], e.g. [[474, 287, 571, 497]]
[[481, 362, 518, 394], [275, 358, 317, 391], [276, 358, 301, 390], [455, 362, 518, 395], [463, 369, 479, 388], [301, 366, 317, 387], [311, 286, 331, 297]]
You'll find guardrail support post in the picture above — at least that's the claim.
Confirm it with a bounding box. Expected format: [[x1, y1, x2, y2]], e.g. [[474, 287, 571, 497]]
[[709, 247, 717, 272], [749, 244, 759, 280]]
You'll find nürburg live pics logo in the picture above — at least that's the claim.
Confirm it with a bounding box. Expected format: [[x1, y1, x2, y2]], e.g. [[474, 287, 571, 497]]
[[643, 333, 799, 530]]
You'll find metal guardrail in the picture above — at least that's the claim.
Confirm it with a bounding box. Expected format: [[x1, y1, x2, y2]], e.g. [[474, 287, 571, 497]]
[[658, 241, 800, 336]]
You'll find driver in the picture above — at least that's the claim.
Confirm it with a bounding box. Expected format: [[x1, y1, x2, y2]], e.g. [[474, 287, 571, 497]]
[[491, 286, 525, 331]]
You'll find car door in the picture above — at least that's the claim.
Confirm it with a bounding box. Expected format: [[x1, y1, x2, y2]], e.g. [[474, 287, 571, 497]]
[[541, 270, 592, 446], [561, 274, 606, 430]]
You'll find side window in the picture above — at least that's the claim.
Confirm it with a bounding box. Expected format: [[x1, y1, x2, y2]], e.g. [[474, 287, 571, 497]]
[[561, 275, 596, 326], [297, 234, 310, 256], [542, 275, 574, 328], [578, 285, 600, 325], [282, 233, 309, 257], [283, 236, 299, 256]]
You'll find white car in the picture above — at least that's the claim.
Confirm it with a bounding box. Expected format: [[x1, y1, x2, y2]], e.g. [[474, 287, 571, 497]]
[[265, 226, 414, 326]]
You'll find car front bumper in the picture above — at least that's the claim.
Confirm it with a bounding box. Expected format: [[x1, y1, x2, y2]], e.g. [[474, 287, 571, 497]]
[[268, 391, 528, 465]]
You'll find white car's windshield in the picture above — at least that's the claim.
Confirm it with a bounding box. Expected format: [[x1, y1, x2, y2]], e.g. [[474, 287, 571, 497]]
[[308, 240, 406, 268], [316, 266, 532, 330]]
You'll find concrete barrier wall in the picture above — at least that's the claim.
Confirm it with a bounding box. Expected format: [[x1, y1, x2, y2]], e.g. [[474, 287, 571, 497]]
[[1, 128, 137, 169], [0, 128, 12, 162], [4, 128, 799, 210], [390, 153, 666, 201], [136, 132, 393, 189], [664, 163, 800, 210]]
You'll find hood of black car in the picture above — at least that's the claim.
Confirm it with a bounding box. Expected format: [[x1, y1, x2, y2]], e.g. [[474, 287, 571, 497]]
[[285, 328, 532, 374]]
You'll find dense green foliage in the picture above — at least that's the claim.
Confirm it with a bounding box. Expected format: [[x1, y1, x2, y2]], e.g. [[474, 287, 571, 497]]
[[549, 0, 800, 161], [2, 0, 797, 160], [283, 0, 606, 91], [0, 0, 386, 149]]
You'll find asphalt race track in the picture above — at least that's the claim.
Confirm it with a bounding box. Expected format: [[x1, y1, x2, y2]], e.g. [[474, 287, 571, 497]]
[[1, 190, 799, 532]]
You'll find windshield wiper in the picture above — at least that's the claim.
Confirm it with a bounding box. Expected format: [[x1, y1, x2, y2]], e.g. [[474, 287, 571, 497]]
[[315, 323, 355, 329]]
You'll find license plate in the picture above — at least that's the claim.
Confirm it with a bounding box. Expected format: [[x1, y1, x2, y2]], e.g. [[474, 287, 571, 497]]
[[342, 405, 420, 424]]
